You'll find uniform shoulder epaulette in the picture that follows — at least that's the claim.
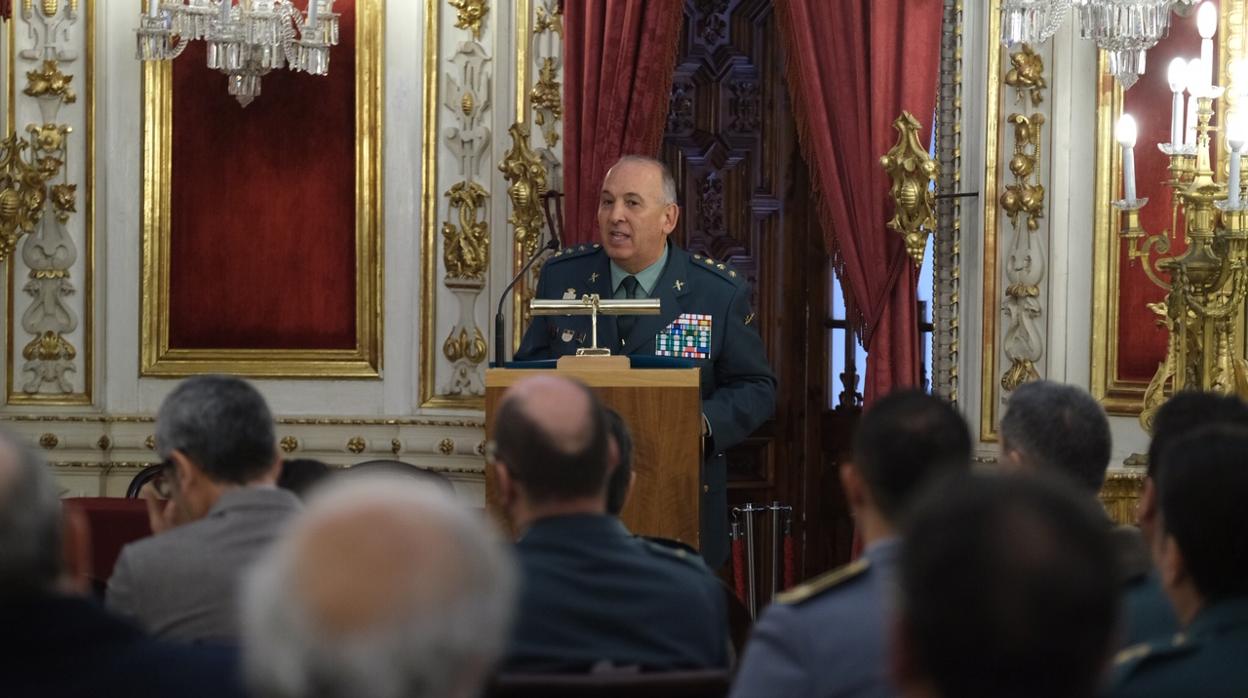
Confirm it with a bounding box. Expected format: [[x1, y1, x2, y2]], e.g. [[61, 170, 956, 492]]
[[690, 252, 743, 285], [547, 243, 601, 264], [1113, 632, 1199, 673], [773, 558, 870, 605], [640, 536, 700, 566]]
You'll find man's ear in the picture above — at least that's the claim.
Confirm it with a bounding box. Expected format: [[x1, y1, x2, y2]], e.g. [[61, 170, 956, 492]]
[[1138, 477, 1158, 525], [1157, 533, 1188, 590], [493, 462, 515, 510], [662, 202, 680, 234], [840, 461, 867, 510], [170, 450, 198, 492]]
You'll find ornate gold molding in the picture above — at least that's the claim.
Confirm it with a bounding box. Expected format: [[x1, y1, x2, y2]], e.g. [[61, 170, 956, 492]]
[[979, 1, 1004, 441], [1003, 44, 1045, 107], [881, 111, 937, 267], [449, 0, 488, 40], [932, 0, 963, 405], [138, 0, 383, 378], [6, 0, 94, 406], [500, 121, 549, 344], [442, 181, 489, 281]]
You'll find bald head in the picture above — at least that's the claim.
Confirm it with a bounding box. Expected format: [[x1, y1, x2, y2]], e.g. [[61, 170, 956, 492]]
[[243, 476, 516, 698], [0, 430, 62, 598], [493, 375, 610, 505]]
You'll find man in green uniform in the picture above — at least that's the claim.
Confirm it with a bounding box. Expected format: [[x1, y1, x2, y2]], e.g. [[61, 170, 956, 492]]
[[515, 156, 776, 569], [1109, 424, 1248, 697]]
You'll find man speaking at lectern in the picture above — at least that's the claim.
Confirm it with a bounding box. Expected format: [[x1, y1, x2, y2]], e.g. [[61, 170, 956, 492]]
[[515, 155, 776, 569]]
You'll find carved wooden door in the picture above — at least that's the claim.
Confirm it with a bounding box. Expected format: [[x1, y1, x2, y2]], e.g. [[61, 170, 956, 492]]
[[662, 0, 854, 596]]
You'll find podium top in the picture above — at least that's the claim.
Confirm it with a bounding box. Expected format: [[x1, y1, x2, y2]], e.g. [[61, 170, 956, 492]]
[[485, 363, 700, 389]]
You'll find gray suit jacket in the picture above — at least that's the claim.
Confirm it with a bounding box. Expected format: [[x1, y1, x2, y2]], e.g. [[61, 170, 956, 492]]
[[106, 487, 300, 642]]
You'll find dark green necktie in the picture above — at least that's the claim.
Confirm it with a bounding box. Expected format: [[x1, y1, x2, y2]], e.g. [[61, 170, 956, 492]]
[[618, 275, 641, 343]]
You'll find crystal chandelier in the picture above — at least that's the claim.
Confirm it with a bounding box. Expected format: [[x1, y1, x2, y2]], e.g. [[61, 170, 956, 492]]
[[136, 0, 340, 107], [1001, 0, 1204, 89]]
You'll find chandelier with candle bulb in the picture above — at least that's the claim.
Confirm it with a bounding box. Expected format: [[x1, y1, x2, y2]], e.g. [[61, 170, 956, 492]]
[[135, 0, 339, 107], [1111, 2, 1248, 429], [1001, 0, 1205, 89]]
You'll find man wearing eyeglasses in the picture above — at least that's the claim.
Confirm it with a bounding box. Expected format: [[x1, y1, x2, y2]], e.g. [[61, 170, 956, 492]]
[[106, 375, 299, 643]]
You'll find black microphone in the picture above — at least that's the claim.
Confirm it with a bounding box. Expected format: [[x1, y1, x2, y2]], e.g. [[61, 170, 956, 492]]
[[494, 191, 565, 367]]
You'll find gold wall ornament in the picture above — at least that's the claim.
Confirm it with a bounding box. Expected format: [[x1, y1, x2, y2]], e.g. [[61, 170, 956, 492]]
[[96, 435, 110, 450], [390, 438, 402, 455], [449, 0, 488, 41], [438, 438, 455, 455], [19, 0, 79, 63], [144, 435, 156, 450], [279, 436, 299, 453], [346, 436, 366, 454], [1004, 44, 1045, 107], [443, 40, 491, 178], [880, 111, 937, 267], [24, 60, 75, 104], [1099, 470, 1146, 526], [500, 122, 548, 257], [39, 432, 58, 449], [442, 326, 488, 364], [999, 110, 1048, 396], [0, 135, 53, 263], [1000, 113, 1046, 231], [530, 57, 562, 144], [442, 180, 489, 280]]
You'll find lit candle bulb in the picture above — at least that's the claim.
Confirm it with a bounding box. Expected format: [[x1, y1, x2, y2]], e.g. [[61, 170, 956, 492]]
[[1117, 114, 1138, 204], [1199, 2, 1218, 89], [1229, 116, 1246, 208], [1187, 58, 1206, 147], [1169, 58, 1188, 146]]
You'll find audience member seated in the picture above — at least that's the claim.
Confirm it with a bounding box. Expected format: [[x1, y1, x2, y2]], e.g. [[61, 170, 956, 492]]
[[0, 427, 247, 697], [494, 374, 729, 672], [107, 374, 300, 642], [1108, 425, 1248, 697], [999, 380, 1155, 643], [730, 391, 971, 698], [278, 458, 334, 499], [1128, 391, 1248, 646], [242, 474, 515, 698], [894, 472, 1118, 698]]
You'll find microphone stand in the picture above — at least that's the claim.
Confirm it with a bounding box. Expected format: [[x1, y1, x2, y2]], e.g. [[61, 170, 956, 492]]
[[493, 191, 565, 367]]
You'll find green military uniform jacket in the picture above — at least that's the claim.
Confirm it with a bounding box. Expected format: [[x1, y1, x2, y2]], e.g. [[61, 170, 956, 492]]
[[1108, 597, 1248, 697]]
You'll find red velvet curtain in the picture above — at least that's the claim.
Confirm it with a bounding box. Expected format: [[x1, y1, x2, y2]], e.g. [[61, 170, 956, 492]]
[[562, 1, 683, 246], [776, 0, 942, 404]]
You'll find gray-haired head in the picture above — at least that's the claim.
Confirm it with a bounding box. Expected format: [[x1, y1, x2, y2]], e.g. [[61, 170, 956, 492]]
[[156, 375, 276, 484], [242, 475, 516, 698], [610, 155, 678, 205], [0, 429, 62, 598], [1000, 380, 1112, 493]]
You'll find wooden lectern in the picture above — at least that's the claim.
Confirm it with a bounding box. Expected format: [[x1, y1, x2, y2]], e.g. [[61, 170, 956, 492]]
[[484, 357, 704, 549]]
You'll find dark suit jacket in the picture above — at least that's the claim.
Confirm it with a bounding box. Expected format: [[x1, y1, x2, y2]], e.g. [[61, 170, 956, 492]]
[[107, 486, 300, 642], [505, 514, 730, 672], [0, 593, 246, 698], [515, 243, 776, 567]]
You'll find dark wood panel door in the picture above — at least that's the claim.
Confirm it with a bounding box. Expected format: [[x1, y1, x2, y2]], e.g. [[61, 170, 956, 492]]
[[661, 0, 856, 602]]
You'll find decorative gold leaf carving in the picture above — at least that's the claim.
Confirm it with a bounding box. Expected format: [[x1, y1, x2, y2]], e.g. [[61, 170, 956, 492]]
[[1004, 44, 1045, 107], [24, 60, 76, 104], [441, 180, 490, 280], [880, 111, 937, 266], [449, 0, 488, 41]]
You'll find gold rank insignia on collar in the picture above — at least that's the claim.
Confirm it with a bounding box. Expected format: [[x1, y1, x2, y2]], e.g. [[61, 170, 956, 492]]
[[589, 272, 599, 283], [563, 288, 577, 300], [674, 280, 684, 291], [744, 312, 755, 325]]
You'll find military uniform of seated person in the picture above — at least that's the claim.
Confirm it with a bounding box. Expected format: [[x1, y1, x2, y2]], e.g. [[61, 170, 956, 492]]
[[1108, 424, 1248, 697], [493, 374, 729, 672], [730, 391, 971, 698]]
